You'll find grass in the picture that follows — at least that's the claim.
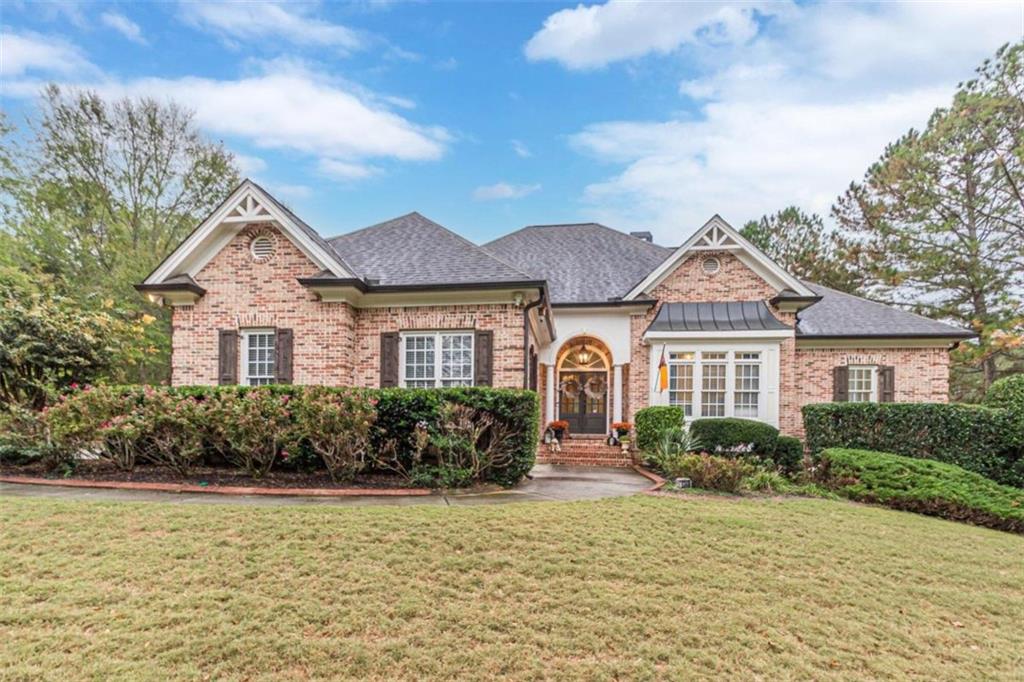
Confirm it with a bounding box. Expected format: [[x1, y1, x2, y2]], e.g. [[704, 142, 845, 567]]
[[1, 495, 1022, 680]]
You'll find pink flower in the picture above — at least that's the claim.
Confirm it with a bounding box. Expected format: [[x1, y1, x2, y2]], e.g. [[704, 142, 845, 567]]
[[69, 383, 79, 390]]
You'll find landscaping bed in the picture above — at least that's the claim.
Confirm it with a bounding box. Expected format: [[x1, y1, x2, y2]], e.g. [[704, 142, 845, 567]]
[[0, 461, 425, 491]]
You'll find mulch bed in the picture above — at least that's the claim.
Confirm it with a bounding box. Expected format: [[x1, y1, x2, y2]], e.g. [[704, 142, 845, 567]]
[[0, 461, 420, 491]]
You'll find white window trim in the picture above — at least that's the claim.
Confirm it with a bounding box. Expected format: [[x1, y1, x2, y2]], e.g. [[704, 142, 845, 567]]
[[651, 342, 780, 427], [847, 365, 879, 403], [399, 331, 475, 388], [241, 328, 276, 386]]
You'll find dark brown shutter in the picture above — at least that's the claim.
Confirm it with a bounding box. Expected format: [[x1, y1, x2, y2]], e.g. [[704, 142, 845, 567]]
[[275, 328, 293, 384], [380, 332, 399, 387], [218, 330, 238, 385], [878, 366, 895, 402], [474, 330, 494, 387], [832, 366, 849, 402]]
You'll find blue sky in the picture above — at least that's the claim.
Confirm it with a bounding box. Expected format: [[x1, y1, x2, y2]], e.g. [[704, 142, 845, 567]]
[[2, 1, 1022, 245]]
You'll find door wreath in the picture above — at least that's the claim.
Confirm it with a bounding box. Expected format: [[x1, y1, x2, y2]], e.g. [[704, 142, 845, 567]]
[[584, 375, 606, 399]]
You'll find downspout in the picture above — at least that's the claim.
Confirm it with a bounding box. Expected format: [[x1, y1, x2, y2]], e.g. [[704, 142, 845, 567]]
[[523, 291, 546, 389]]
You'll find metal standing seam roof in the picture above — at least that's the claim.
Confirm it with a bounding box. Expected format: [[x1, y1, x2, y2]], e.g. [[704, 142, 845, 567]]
[[646, 301, 791, 333]]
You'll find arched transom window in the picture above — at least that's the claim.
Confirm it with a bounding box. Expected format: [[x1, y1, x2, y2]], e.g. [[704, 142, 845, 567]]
[[560, 342, 608, 371]]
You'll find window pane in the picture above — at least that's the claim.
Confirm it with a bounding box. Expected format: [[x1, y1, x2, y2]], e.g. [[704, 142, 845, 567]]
[[701, 362, 726, 417], [668, 363, 693, 417], [404, 336, 436, 384], [243, 331, 275, 385], [735, 362, 760, 418], [440, 333, 473, 387], [848, 366, 875, 403]]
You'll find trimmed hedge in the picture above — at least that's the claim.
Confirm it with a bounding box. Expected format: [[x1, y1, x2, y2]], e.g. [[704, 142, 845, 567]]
[[689, 417, 779, 457], [32, 385, 539, 487], [773, 436, 804, 474], [817, 448, 1024, 534], [986, 375, 1024, 414], [635, 406, 683, 451], [803, 402, 1023, 488]]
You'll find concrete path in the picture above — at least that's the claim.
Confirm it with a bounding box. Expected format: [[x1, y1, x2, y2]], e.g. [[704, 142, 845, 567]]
[[0, 465, 652, 507]]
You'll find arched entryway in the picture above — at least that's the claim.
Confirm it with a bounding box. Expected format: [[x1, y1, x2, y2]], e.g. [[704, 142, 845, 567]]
[[556, 336, 612, 435]]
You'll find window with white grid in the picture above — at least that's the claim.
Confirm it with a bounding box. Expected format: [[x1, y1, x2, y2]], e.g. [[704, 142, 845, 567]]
[[243, 330, 276, 386], [403, 334, 436, 388], [441, 333, 473, 387], [848, 366, 877, 403], [402, 332, 474, 388], [734, 352, 761, 418], [701, 352, 727, 417], [668, 352, 694, 417]]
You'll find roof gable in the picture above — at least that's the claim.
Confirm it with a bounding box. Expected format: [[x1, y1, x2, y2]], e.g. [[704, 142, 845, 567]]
[[623, 215, 815, 300], [143, 180, 356, 285]]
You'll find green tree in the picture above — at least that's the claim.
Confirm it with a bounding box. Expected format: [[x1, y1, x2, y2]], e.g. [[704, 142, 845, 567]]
[[832, 42, 1024, 399], [0, 266, 149, 410], [740, 206, 865, 294], [3, 86, 240, 383]]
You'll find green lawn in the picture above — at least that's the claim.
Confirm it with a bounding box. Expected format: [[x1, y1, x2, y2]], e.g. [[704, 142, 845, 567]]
[[2, 494, 1022, 681]]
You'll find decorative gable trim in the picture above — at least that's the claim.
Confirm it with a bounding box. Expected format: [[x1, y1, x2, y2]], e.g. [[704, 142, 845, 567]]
[[623, 215, 815, 300], [143, 180, 355, 286]]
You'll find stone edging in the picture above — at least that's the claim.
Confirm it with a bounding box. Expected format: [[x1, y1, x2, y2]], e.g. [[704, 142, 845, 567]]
[[631, 465, 667, 492], [0, 476, 432, 497]]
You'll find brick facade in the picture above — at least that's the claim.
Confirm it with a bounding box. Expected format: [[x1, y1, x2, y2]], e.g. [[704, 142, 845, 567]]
[[172, 225, 527, 389], [623, 250, 949, 437]]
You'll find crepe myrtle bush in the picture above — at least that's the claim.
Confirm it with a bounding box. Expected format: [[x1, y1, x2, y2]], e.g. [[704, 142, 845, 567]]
[[32, 384, 538, 486]]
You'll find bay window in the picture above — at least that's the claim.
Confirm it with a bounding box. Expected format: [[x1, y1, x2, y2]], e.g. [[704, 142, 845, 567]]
[[666, 350, 766, 421], [401, 331, 474, 388]]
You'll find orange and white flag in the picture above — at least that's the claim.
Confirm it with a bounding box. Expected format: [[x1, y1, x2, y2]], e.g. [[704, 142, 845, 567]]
[[657, 345, 669, 393]]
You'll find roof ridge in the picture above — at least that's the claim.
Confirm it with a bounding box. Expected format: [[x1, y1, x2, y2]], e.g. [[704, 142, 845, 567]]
[[326, 211, 421, 242]]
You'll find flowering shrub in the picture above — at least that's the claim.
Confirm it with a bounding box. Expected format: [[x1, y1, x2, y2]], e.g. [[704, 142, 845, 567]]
[[611, 421, 632, 436], [292, 387, 376, 482], [26, 385, 538, 487], [208, 389, 300, 478]]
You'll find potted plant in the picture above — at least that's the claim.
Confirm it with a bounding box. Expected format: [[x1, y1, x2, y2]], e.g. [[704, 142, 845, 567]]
[[611, 422, 632, 438], [547, 420, 569, 442]]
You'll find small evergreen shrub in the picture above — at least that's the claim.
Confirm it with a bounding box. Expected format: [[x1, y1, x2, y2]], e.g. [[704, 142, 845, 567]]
[[772, 436, 804, 474], [985, 375, 1024, 414], [635, 406, 683, 451], [689, 418, 779, 457], [802, 402, 1022, 487], [817, 448, 1024, 534], [666, 453, 753, 493]]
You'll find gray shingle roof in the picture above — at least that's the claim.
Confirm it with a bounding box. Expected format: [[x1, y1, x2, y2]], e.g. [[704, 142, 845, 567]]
[[648, 302, 790, 333], [327, 212, 535, 286], [483, 223, 673, 304], [798, 283, 974, 338]]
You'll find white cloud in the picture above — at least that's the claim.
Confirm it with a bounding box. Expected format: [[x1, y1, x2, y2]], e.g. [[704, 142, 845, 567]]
[[0, 31, 97, 78], [473, 182, 540, 201], [557, 1, 1023, 239], [510, 139, 532, 158], [317, 158, 381, 181], [180, 1, 363, 52], [524, 0, 772, 69], [233, 153, 268, 176], [3, 52, 449, 180], [101, 12, 146, 45]]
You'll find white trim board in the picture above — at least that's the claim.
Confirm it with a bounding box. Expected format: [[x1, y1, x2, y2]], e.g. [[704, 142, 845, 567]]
[[624, 215, 815, 300], [144, 180, 354, 285], [644, 330, 795, 341]]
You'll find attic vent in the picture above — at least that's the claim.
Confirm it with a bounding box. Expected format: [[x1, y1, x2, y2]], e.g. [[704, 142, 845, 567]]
[[250, 235, 275, 261], [702, 256, 721, 275], [630, 231, 653, 243]]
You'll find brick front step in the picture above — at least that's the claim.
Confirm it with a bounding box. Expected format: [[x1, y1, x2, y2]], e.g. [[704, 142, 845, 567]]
[[536, 456, 634, 468]]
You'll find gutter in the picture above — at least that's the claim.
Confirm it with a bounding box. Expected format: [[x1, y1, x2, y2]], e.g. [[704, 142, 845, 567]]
[[523, 291, 546, 390]]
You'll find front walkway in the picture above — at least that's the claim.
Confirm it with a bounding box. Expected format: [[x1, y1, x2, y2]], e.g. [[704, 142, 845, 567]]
[[0, 464, 652, 507]]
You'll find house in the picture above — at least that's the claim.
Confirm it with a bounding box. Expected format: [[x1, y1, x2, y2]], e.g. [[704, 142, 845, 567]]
[[137, 180, 973, 440]]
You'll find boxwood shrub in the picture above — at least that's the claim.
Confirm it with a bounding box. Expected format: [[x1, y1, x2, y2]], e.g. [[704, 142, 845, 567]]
[[817, 448, 1024, 534], [985, 375, 1024, 414], [634, 406, 683, 451], [802, 402, 1022, 487], [689, 418, 779, 457], [772, 436, 804, 474], [34, 384, 539, 488]]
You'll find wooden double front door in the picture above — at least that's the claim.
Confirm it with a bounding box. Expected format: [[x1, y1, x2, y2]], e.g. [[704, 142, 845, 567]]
[[559, 370, 608, 435]]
